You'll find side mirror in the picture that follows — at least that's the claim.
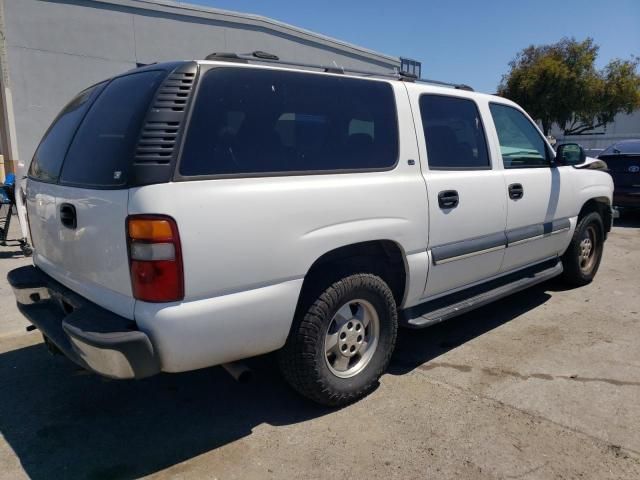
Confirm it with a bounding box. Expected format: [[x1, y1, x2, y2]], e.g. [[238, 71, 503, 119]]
[[555, 143, 586, 166]]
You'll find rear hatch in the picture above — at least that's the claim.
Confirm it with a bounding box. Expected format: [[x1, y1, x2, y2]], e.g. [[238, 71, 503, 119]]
[[26, 67, 187, 319]]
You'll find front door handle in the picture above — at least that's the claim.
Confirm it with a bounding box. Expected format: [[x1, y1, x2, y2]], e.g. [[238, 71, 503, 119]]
[[59, 203, 77, 229], [508, 183, 524, 200], [438, 190, 459, 209]]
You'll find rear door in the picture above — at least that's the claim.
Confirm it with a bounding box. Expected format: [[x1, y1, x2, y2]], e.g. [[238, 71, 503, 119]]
[[27, 70, 166, 319], [407, 87, 507, 297]]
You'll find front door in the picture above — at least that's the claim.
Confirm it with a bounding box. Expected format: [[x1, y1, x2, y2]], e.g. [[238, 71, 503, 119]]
[[487, 103, 574, 272], [408, 88, 507, 298]]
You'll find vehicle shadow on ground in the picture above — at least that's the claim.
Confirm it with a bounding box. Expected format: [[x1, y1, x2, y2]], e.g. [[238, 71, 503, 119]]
[[0, 249, 27, 259], [389, 284, 552, 374], [0, 284, 554, 480], [0, 344, 326, 480]]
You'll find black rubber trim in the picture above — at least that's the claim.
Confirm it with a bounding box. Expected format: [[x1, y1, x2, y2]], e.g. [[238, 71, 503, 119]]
[[7, 265, 160, 379], [507, 224, 542, 243], [431, 231, 507, 263], [551, 218, 571, 231], [431, 218, 572, 263], [506, 218, 570, 245]]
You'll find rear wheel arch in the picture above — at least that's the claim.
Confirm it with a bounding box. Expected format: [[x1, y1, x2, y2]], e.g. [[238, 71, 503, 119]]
[[297, 240, 408, 313]]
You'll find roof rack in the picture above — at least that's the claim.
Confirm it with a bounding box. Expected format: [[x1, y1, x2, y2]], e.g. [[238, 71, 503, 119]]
[[204, 51, 474, 91]]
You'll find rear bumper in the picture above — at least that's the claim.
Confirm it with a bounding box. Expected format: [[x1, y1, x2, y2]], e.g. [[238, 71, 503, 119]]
[[7, 265, 160, 379]]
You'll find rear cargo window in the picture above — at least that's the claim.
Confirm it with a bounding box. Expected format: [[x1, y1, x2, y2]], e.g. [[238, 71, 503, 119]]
[[59, 71, 165, 187], [29, 83, 105, 183], [179, 68, 398, 177]]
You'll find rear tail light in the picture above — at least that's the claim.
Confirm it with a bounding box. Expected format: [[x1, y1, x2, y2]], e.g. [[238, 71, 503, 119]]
[[127, 215, 184, 302]]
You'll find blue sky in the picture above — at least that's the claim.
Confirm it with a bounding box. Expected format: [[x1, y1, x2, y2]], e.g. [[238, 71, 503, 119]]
[[183, 0, 639, 93]]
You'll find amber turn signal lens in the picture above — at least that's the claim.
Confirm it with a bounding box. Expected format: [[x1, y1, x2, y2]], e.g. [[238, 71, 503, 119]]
[[128, 218, 174, 241]]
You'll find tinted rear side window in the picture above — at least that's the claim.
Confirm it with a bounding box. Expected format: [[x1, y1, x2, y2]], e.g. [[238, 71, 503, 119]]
[[179, 68, 398, 176], [29, 83, 105, 183], [59, 70, 165, 187], [419, 95, 490, 170]]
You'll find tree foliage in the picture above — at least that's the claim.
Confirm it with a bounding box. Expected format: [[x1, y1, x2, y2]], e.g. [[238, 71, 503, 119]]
[[498, 38, 640, 135]]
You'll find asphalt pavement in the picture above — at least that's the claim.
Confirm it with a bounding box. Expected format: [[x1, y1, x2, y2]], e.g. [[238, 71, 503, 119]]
[[0, 211, 639, 479]]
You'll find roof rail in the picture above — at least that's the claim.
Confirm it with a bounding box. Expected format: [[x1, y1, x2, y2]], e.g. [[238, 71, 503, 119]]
[[203, 51, 474, 91]]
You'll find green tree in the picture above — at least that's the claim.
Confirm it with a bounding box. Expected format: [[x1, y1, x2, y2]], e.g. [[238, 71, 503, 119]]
[[498, 38, 640, 136]]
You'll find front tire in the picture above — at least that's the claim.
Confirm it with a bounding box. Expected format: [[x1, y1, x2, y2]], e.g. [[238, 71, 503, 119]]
[[561, 211, 604, 286], [278, 273, 397, 407]]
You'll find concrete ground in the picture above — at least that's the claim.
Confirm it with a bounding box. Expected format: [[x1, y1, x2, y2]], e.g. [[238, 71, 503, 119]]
[[0, 210, 639, 480]]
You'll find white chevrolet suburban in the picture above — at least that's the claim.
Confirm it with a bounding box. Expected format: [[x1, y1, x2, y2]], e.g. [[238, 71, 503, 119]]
[[8, 53, 614, 406]]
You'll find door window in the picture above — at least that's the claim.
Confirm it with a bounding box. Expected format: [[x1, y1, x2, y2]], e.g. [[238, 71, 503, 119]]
[[489, 103, 550, 168], [419, 94, 490, 170]]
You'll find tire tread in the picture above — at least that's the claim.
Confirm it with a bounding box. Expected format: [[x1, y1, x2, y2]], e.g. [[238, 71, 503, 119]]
[[561, 211, 604, 286], [278, 273, 397, 407]]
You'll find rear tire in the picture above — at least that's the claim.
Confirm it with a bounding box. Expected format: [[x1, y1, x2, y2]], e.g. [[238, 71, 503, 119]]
[[561, 211, 604, 286], [278, 273, 397, 407]]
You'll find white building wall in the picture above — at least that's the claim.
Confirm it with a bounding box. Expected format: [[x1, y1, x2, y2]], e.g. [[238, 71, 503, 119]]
[[551, 110, 640, 155], [0, 0, 401, 175]]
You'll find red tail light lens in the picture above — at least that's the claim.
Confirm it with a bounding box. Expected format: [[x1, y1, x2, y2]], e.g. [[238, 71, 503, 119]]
[[127, 215, 184, 302]]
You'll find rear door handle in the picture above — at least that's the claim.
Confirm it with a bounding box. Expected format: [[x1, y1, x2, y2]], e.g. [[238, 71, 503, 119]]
[[59, 203, 77, 229], [438, 190, 459, 209], [508, 183, 524, 200]]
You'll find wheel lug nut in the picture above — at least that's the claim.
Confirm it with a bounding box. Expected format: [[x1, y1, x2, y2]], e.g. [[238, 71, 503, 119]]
[[347, 322, 353, 329]]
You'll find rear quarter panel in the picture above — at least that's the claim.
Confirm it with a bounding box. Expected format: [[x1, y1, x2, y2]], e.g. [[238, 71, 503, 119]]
[[128, 82, 429, 371]]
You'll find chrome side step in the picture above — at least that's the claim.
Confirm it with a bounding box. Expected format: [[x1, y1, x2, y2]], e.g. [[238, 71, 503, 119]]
[[402, 260, 563, 328]]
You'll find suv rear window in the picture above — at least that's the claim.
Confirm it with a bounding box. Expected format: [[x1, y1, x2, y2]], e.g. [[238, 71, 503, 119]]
[[29, 83, 106, 183], [59, 70, 165, 187], [179, 68, 398, 177]]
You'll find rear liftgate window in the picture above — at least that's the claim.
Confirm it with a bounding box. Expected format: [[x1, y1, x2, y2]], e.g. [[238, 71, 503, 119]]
[[179, 68, 399, 176], [29, 83, 106, 183], [59, 71, 166, 188]]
